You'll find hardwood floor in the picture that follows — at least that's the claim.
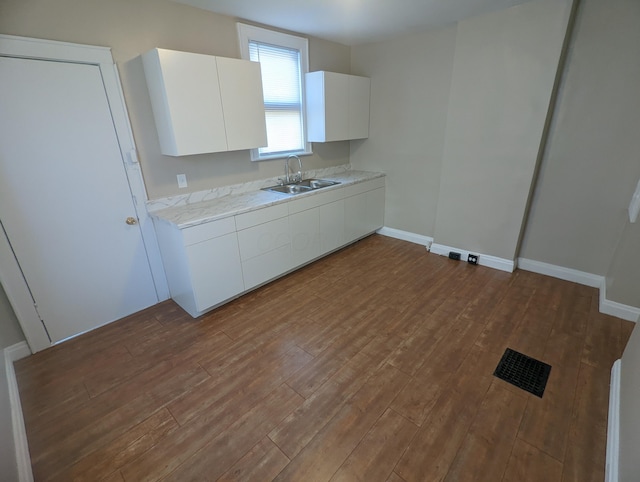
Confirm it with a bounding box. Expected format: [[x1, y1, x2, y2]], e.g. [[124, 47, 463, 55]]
[[15, 234, 634, 481]]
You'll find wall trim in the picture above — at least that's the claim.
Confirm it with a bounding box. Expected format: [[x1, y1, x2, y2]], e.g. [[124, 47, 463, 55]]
[[518, 258, 639, 322], [517, 258, 603, 287], [4, 342, 33, 482], [600, 284, 640, 323], [376, 227, 434, 247], [430, 243, 515, 273], [606, 359, 621, 482]]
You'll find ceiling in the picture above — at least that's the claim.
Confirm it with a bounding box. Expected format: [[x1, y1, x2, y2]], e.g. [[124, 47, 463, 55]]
[[174, 0, 532, 46]]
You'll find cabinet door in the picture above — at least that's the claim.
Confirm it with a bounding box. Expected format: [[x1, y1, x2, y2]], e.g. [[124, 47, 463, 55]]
[[319, 199, 345, 254], [365, 187, 385, 234], [290, 207, 320, 267], [216, 57, 267, 151], [345, 192, 369, 243], [323, 72, 349, 142], [142, 48, 227, 156], [349, 76, 370, 140], [186, 232, 244, 313]]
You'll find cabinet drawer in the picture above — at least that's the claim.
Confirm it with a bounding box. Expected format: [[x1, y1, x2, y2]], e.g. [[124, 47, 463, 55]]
[[242, 244, 292, 290], [235, 203, 288, 231], [182, 217, 236, 246], [288, 187, 344, 215], [237, 216, 290, 261], [342, 177, 385, 198]]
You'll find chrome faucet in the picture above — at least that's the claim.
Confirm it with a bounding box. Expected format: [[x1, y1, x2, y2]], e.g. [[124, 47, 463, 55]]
[[282, 154, 303, 184]]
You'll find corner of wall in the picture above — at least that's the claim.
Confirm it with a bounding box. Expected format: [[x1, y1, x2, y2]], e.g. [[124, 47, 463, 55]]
[[4, 342, 33, 482]]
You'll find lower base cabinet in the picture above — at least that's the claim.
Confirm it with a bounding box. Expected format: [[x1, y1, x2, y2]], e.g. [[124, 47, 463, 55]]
[[186, 232, 244, 312], [154, 176, 385, 317]]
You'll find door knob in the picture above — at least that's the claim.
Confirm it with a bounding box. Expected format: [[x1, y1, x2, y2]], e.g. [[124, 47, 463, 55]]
[[125, 216, 137, 225]]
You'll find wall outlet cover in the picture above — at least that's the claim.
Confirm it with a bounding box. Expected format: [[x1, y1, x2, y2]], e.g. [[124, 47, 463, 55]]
[[449, 251, 461, 260], [468, 254, 479, 265]]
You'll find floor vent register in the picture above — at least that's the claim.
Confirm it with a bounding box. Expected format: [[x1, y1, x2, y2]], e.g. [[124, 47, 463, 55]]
[[493, 348, 551, 398]]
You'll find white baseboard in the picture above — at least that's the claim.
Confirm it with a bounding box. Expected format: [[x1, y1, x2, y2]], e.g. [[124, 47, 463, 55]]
[[517, 258, 604, 288], [376, 227, 434, 247], [4, 342, 33, 482], [430, 243, 515, 273], [600, 284, 640, 323], [606, 359, 621, 482], [518, 258, 639, 322]]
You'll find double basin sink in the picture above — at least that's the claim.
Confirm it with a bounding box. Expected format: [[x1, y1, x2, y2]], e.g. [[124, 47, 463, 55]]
[[262, 178, 341, 195]]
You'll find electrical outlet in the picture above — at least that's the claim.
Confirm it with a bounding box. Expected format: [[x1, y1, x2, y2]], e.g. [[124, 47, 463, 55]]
[[448, 251, 461, 260], [468, 254, 479, 265], [177, 174, 187, 189]]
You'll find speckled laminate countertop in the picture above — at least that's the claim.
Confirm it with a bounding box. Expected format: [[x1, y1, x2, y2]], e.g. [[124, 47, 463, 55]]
[[148, 167, 385, 229]]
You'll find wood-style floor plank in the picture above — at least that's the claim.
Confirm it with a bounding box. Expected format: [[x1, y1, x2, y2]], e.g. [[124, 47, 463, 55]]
[[14, 234, 632, 482]]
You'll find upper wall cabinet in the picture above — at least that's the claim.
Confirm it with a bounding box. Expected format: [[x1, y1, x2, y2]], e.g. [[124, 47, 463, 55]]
[[142, 48, 267, 156], [305, 71, 370, 143]]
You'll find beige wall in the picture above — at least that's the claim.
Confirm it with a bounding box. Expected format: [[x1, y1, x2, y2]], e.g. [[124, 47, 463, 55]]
[[433, 0, 573, 260], [350, 27, 457, 236], [520, 0, 640, 275], [0, 284, 24, 350], [0, 0, 352, 200], [606, 221, 640, 308]]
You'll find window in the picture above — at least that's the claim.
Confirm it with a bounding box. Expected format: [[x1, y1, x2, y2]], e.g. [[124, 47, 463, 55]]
[[238, 23, 311, 161]]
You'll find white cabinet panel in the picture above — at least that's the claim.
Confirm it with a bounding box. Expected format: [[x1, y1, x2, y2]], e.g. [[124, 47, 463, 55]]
[[186, 232, 244, 312], [319, 200, 345, 254], [290, 207, 320, 266], [216, 57, 268, 151], [237, 216, 290, 261], [345, 186, 385, 243], [345, 191, 369, 243], [242, 244, 292, 290], [142, 49, 226, 156], [154, 219, 244, 317], [305, 71, 370, 142], [142, 48, 266, 156]]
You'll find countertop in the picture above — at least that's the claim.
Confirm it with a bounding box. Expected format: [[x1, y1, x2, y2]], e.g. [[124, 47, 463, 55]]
[[149, 168, 385, 229]]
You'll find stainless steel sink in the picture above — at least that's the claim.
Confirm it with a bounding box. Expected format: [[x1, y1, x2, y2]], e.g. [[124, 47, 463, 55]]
[[263, 178, 341, 195], [265, 184, 313, 195], [297, 179, 340, 189]]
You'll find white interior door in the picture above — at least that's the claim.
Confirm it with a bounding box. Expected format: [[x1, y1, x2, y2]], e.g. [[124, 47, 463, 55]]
[[0, 56, 158, 344]]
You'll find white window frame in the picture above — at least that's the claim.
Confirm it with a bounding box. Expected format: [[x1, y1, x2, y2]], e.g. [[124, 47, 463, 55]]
[[237, 23, 312, 161]]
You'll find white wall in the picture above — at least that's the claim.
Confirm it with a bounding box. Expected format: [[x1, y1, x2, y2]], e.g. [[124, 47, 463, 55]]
[[0, 354, 19, 482], [433, 0, 573, 261], [519, 0, 640, 275], [350, 27, 457, 237], [0, 285, 25, 350]]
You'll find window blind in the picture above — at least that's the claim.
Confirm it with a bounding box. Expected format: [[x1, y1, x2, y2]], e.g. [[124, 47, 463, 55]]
[[249, 41, 305, 156]]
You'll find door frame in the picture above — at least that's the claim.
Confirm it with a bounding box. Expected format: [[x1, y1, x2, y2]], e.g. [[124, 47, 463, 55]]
[[0, 34, 169, 353]]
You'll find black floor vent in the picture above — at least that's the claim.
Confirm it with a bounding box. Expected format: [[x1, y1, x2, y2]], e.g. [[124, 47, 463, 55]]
[[493, 348, 551, 398]]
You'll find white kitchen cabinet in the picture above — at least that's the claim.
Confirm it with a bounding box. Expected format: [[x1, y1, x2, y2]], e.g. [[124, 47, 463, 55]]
[[319, 200, 345, 254], [305, 71, 370, 142], [344, 178, 386, 243], [236, 205, 292, 290], [289, 208, 320, 267], [153, 176, 385, 318], [142, 48, 267, 156], [153, 217, 244, 317]]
